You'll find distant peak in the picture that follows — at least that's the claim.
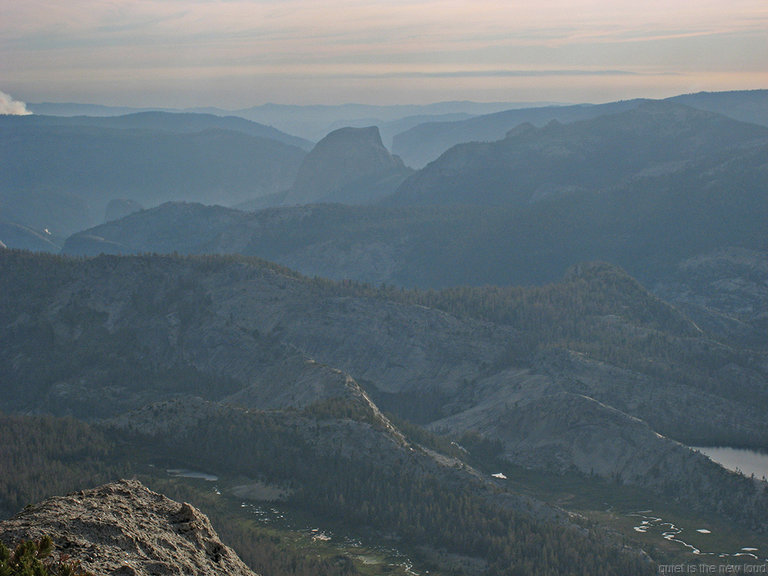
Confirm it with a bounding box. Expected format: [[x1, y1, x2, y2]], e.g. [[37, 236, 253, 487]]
[[321, 125, 384, 146], [283, 125, 408, 205], [505, 122, 537, 138]]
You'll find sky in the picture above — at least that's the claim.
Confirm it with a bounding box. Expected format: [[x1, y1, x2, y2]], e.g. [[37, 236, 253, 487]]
[[1, 0, 766, 109]]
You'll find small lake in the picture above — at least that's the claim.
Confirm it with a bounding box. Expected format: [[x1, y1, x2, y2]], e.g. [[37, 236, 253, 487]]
[[166, 468, 219, 481], [625, 447, 768, 561], [692, 447, 768, 481]]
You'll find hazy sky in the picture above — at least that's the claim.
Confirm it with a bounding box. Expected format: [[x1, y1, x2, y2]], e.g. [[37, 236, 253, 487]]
[[1, 0, 766, 108]]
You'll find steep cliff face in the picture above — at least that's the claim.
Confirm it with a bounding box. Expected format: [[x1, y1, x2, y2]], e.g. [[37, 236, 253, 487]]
[[0, 479, 258, 576], [282, 126, 412, 205]]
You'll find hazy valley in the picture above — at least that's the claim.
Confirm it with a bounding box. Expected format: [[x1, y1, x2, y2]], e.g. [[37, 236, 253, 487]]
[[1, 89, 767, 576]]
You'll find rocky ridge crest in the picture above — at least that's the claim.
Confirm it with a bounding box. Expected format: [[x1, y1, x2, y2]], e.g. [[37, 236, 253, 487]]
[[0, 479, 258, 576]]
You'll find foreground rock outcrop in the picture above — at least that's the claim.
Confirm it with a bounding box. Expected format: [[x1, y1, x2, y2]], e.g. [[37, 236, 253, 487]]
[[0, 479, 258, 576]]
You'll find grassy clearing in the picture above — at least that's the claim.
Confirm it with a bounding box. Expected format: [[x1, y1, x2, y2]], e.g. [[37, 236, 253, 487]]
[[488, 461, 768, 566], [136, 445, 768, 573], [142, 473, 429, 576]]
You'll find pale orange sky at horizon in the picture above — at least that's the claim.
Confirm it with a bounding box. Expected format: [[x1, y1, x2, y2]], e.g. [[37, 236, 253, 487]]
[[1, 0, 766, 107]]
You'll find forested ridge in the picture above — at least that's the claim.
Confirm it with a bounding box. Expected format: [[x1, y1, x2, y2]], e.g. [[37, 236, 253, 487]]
[[2, 248, 766, 441], [1, 249, 767, 573], [0, 406, 654, 576], [0, 414, 125, 519], [2, 249, 766, 438], [311, 262, 767, 420]]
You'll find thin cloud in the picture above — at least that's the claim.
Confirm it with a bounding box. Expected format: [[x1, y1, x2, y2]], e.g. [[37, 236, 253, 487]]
[[337, 69, 665, 79], [1, 0, 765, 105]]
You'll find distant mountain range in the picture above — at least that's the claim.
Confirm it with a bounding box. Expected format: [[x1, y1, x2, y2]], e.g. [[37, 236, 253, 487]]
[[61, 100, 768, 349], [6, 110, 312, 149], [391, 90, 768, 167], [0, 112, 308, 240], [392, 99, 646, 168], [3, 89, 768, 574], [28, 100, 543, 143], [27, 91, 767, 168], [389, 100, 768, 206], [6, 90, 765, 249]]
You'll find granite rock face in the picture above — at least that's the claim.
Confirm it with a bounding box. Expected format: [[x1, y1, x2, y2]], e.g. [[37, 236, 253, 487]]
[[283, 126, 412, 205], [0, 479, 258, 576], [653, 247, 768, 348]]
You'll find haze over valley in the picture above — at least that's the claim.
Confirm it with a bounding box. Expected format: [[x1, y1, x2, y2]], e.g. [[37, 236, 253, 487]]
[[1, 86, 766, 575], [2, 1, 768, 573]]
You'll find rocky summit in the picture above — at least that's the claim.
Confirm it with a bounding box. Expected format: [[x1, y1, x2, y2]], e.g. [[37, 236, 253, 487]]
[[0, 479, 258, 576], [283, 125, 412, 205]]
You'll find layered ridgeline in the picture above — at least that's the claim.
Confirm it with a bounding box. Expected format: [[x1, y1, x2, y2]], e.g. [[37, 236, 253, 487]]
[[2, 250, 768, 543], [391, 89, 768, 167], [0, 254, 668, 575], [27, 100, 521, 143], [63, 102, 768, 346], [391, 98, 646, 168], [388, 100, 768, 206], [66, 101, 768, 283], [0, 112, 310, 244], [63, 202, 768, 348]]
